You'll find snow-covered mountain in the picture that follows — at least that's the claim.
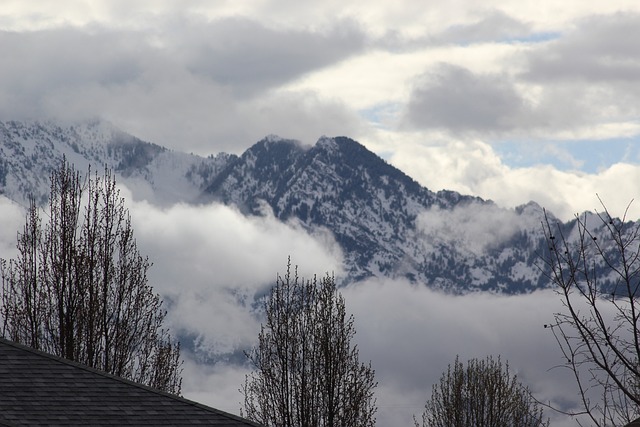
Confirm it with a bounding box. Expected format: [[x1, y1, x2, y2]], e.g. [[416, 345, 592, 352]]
[[0, 120, 234, 206], [201, 134, 553, 291], [0, 119, 620, 293]]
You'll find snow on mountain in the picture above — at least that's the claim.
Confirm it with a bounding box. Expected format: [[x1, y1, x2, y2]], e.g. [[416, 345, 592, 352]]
[[202, 134, 552, 291], [1, 119, 630, 294], [0, 120, 234, 206]]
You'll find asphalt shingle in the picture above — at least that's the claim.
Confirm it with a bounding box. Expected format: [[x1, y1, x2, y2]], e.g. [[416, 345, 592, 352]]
[[0, 338, 261, 426]]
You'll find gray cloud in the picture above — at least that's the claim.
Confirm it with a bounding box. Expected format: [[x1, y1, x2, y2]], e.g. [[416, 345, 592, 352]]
[[0, 24, 365, 154], [181, 359, 253, 416], [435, 10, 533, 45], [4, 2, 640, 159], [403, 64, 528, 133], [0, 29, 143, 86], [374, 9, 536, 52], [402, 62, 637, 138], [400, 12, 640, 138], [513, 12, 640, 133], [524, 12, 640, 83], [178, 17, 367, 96], [0, 29, 147, 119], [182, 279, 585, 427], [341, 279, 588, 427]]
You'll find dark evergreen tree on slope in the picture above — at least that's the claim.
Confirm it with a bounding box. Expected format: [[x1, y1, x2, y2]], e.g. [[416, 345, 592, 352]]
[[0, 159, 182, 394]]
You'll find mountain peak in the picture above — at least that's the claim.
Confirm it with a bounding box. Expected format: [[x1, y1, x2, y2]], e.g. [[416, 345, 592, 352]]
[[315, 135, 365, 153], [316, 135, 338, 149], [245, 135, 310, 159]]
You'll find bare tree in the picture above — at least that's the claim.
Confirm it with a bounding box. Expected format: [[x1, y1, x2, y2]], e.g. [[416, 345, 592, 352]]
[[416, 355, 549, 427], [242, 259, 377, 427], [542, 200, 640, 426], [0, 159, 182, 394]]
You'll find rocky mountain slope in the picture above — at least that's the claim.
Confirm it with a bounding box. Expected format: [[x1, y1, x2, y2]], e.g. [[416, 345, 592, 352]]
[[0, 119, 621, 293]]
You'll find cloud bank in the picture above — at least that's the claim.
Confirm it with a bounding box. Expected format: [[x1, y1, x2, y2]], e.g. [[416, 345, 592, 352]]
[[177, 276, 591, 427], [342, 279, 586, 427], [416, 201, 539, 256], [120, 190, 343, 358]]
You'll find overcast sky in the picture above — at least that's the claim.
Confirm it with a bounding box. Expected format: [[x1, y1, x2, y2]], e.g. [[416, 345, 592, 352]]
[[2, 1, 640, 220], [3, 2, 640, 425]]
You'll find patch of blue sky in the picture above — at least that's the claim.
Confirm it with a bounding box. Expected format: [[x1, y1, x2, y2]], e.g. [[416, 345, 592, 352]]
[[501, 31, 561, 44], [358, 103, 401, 130], [494, 139, 640, 173], [450, 31, 560, 47]]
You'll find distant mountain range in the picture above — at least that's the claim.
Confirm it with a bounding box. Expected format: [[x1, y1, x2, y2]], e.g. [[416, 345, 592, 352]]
[[0, 119, 617, 293]]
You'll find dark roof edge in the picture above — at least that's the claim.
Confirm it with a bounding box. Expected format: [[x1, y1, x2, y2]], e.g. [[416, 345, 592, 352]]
[[0, 337, 263, 427]]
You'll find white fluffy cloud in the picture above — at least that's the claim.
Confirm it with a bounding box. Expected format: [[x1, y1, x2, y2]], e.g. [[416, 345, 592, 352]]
[[0, 186, 344, 363], [416, 201, 538, 256], [121, 189, 343, 357], [0, 197, 25, 260], [0, 188, 345, 418], [387, 137, 640, 221]]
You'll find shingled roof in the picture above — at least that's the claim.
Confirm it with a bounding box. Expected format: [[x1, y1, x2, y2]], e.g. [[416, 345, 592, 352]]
[[0, 337, 262, 426]]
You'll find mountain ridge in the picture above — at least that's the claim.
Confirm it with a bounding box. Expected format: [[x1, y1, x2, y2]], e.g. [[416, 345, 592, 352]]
[[0, 119, 618, 293]]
